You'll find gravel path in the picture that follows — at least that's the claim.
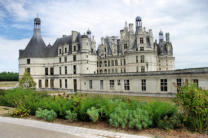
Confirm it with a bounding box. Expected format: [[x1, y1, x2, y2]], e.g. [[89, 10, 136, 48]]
[[0, 117, 151, 138]]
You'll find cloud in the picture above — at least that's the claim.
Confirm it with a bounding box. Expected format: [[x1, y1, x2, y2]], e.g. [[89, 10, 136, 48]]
[[0, 37, 29, 72], [0, 0, 208, 72]]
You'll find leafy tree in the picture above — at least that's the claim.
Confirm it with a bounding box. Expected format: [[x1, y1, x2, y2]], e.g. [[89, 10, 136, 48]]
[[19, 69, 36, 89], [0, 72, 18, 81]]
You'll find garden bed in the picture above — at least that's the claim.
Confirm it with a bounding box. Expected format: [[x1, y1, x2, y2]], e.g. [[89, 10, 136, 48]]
[[0, 85, 208, 137]]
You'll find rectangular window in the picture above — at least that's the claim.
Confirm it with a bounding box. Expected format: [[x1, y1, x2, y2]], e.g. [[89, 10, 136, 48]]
[[39, 80, 42, 88], [136, 66, 139, 72], [45, 79, 48, 88], [65, 79, 67, 88], [193, 79, 198, 87], [120, 59, 122, 66], [100, 80, 103, 90], [136, 56, 138, 63], [108, 60, 110, 66], [140, 47, 144, 51], [73, 46, 76, 51], [50, 67, 54, 75], [59, 67, 62, 75], [110, 80, 114, 90], [45, 68, 48, 75], [27, 59, 30, 64], [27, 68, 30, 74], [161, 79, 168, 91], [89, 80, 93, 89], [99, 61, 102, 67], [73, 55, 76, 61], [111, 60, 114, 66], [176, 78, 182, 92], [141, 55, 144, 63], [141, 66, 145, 72], [59, 79, 62, 88], [65, 48, 67, 53], [104, 61, 107, 67], [64, 56, 67, 62], [59, 57, 61, 63], [141, 79, 146, 91], [73, 65, 76, 74], [124, 44, 127, 49], [124, 59, 126, 65], [140, 37, 144, 44], [124, 80, 130, 90], [115, 60, 118, 66], [117, 80, 121, 85], [50, 79, 54, 88], [65, 66, 67, 74]]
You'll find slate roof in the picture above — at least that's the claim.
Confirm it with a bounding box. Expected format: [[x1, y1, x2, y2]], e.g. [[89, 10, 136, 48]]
[[19, 29, 47, 58]]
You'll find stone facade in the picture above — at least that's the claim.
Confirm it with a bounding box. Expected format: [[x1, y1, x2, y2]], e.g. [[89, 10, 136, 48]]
[[18, 17, 208, 97]]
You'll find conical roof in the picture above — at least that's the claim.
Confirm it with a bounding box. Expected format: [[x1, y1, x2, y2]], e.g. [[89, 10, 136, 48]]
[[20, 28, 47, 58]]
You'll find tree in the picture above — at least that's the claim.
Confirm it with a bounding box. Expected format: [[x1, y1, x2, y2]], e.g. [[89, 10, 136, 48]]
[[19, 69, 36, 89]]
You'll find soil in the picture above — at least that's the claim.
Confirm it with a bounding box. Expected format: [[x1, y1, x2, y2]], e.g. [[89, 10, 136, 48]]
[[27, 116, 208, 138]]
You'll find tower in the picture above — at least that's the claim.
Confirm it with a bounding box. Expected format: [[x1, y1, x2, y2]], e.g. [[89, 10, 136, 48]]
[[34, 17, 41, 29]]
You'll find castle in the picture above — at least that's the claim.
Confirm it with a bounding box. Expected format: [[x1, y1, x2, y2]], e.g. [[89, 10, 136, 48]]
[[19, 16, 208, 97]]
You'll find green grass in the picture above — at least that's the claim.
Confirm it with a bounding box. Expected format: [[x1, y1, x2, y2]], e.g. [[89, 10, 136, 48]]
[[59, 93, 174, 104], [0, 81, 18, 87]]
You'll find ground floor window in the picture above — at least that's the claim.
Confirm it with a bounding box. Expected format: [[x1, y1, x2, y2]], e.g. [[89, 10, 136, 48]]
[[60, 79, 62, 88], [176, 78, 182, 92], [124, 80, 130, 90], [193, 79, 198, 87], [110, 80, 114, 90], [65, 79, 68, 88], [89, 80, 92, 89], [45, 79, 48, 88], [100, 80, 103, 90], [50, 79, 54, 88], [39, 80, 42, 88], [141, 79, 146, 91], [161, 79, 167, 91]]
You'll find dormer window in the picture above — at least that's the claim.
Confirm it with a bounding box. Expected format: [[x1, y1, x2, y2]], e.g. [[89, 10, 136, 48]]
[[59, 49, 62, 54], [140, 47, 144, 51], [65, 48, 67, 53]]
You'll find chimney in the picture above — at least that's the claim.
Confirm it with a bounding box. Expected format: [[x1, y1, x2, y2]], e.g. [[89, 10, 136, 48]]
[[166, 33, 170, 42]]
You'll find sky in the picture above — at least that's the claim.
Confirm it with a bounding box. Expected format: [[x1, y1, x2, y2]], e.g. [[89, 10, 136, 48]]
[[0, 0, 208, 72]]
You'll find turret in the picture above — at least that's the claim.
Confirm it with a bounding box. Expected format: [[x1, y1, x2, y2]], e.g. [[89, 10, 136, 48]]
[[87, 29, 91, 39], [135, 16, 142, 33], [81, 35, 90, 52]]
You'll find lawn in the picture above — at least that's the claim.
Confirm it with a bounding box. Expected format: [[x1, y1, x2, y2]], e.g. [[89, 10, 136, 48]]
[[0, 81, 18, 87]]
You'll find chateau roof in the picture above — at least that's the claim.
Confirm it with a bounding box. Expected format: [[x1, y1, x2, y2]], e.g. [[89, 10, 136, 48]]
[[19, 29, 47, 58]]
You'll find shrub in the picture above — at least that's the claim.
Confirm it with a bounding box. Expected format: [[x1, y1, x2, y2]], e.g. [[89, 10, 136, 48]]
[[0, 72, 18, 81], [87, 107, 100, 123], [176, 83, 208, 132], [19, 69, 36, 89], [11, 105, 30, 117], [128, 108, 152, 130], [65, 110, 77, 122], [151, 101, 181, 130], [109, 101, 152, 129], [109, 102, 129, 128], [35, 108, 57, 121]]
